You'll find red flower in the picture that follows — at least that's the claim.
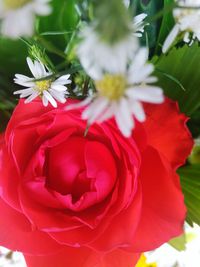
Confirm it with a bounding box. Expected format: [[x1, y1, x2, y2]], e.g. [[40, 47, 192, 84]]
[[0, 98, 193, 267]]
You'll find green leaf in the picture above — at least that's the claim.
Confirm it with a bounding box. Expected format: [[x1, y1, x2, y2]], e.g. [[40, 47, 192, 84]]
[[155, 0, 175, 53], [0, 38, 28, 77], [169, 233, 186, 251], [156, 68, 185, 91], [155, 43, 200, 115], [178, 165, 200, 226], [37, 0, 79, 53]]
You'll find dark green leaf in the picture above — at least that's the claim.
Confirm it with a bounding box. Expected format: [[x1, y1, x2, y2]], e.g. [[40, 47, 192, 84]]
[[155, 43, 200, 115], [178, 165, 200, 226]]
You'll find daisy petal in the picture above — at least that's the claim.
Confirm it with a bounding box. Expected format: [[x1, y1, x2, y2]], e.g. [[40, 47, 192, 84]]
[[43, 90, 57, 108], [162, 24, 180, 53], [27, 57, 38, 78], [24, 91, 39, 103]]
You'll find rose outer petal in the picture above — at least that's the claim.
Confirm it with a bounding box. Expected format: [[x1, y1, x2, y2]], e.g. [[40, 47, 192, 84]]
[[24, 247, 140, 267], [130, 146, 186, 252], [0, 198, 61, 254], [143, 98, 193, 169]]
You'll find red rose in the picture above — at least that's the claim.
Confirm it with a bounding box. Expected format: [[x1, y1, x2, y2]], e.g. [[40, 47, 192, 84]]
[[0, 98, 193, 267]]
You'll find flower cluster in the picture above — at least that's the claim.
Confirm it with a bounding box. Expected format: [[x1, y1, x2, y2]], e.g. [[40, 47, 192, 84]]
[[0, 1, 198, 267], [14, 57, 71, 107]]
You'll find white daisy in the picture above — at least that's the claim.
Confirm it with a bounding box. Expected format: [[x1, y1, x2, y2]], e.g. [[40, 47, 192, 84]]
[[145, 224, 200, 267], [0, 0, 52, 38], [14, 57, 71, 108], [77, 26, 139, 77], [77, 13, 148, 76], [68, 48, 164, 137], [163, 0, 200, 53]]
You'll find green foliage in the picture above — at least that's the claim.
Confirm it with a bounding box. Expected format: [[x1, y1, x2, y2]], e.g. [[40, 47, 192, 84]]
[[37, 0, 79, 42], [0, 38, 28, 76], [155, 43, 200, 116], [155, 0, 175, 53], [169, 233, 186, 251], [178, 165, 200, 226]]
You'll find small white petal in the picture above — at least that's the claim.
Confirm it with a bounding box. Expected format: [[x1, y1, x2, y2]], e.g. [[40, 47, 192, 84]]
[[184, 31, 190, 43], [82, 97, 109, 123], [14, 74, 32, 81], [50, 84, 68, 92], [14, 79, 35, 87], [49, 89, 67, 104], [66, 96, 93, 110], [129, 48, 149, 74], [115, 102, 132, 138], [126, 87, 164, 103], [53, 74, 71, 85], [118, 97, 134, 130], [27, 57, 38, 78], [13, 88, 34, 95], [130, 100, 146, 122], [97, 105, 114, 123], [42, 95, 49, 107], [162, 24, 180, 53], [43, 90, 57, 108], [24, 91, 39, 103], [128, 64, 154, 84], [34, 60, 47, 78], [144, 76, 158, 83]]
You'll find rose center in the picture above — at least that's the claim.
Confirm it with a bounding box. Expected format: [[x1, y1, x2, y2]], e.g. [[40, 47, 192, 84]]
[[95, 74, 127, 100], [35, 80, 51, 94], [3, 0, 31, 9]]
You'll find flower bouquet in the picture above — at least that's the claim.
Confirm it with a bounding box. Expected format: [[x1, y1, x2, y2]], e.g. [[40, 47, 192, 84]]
[[0, 0, 199, 266]]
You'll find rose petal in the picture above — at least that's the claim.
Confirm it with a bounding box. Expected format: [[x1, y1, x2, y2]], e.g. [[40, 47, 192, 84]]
[[0, 198, 61, 254], [24, 247, 140, 267], [143, 98, 193, 169], [130, 146, 186, 252]]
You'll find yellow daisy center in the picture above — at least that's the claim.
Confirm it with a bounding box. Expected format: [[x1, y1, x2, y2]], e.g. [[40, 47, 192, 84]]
[[95, 74, 127, 100], [35, 80, 51, 94], [4, 0, 31, 10], [136, 254, 157, 267]]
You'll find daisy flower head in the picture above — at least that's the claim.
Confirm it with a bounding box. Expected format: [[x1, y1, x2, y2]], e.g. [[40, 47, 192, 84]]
[[0, 0, 52, 38], [77, 12, 148, 77], [162, 0, 200, 53], [70, 48, 164, 137], [77, 25, 139, 76], [14, 57, 71, 108]]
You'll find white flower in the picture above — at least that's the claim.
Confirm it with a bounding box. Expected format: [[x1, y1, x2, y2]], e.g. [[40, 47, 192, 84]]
[[77, 26, 139, 76], [14, 57, 71, 108], [0, 0, 52, 38], [0, 247, 26, 267], [77, 13, 148, 76], [145, 224, 200, 267], [69, 48, 164, 137], [163, 0, 200, 53]]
